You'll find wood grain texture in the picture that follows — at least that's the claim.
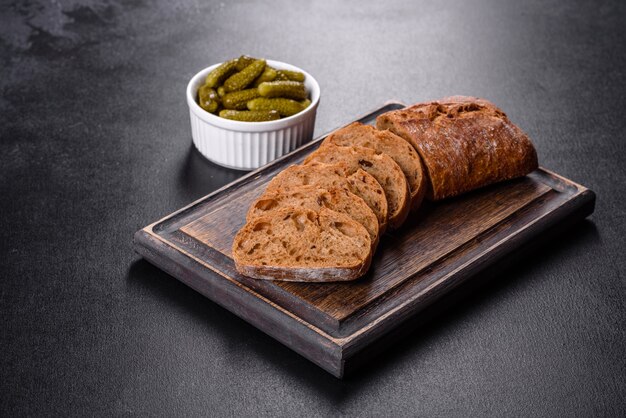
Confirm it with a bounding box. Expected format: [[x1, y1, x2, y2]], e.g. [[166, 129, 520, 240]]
[[134, 103, 596, 377]]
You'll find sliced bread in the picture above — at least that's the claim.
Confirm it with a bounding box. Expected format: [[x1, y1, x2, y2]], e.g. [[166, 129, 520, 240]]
[[322, 122, 427, 211], [232, 206, 372, 282], [247, 185, 380, 248], [304, 145, 410, 229], [265, 162, 389, 233]]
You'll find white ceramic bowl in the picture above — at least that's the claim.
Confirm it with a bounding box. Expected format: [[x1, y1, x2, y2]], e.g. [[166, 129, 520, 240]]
[[186, 60, 320, 171]]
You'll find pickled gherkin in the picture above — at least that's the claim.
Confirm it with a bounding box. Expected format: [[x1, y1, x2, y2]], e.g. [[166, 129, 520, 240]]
[[198, 84, 220, 113], [235, 55, 256, 71], [275, 70, 305, 82], [196, 56, 311, 121], [222, 88, 260, 110], [252, 66, 278, 87], [258, 81, 307, 100], [204, 59, 238, 88], [247, 97, 306, 117], [224, 59, 266, 92], [219, 109, 280, 122]]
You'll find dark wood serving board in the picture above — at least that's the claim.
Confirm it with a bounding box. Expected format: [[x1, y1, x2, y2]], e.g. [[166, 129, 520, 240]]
[[134, 102, 596, 378]]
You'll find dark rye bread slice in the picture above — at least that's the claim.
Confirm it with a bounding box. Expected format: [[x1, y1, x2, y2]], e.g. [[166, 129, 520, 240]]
[[304, 145, 411, 230], [265, 162, 389, 234], [376, 96, 539, 201], [232, 206, 372, 282], [322, 121, 427, 211], [247, 185, 380, 248]]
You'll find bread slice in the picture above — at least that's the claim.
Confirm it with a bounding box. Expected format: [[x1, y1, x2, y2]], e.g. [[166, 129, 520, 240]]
[[323, 122, 427, 211], [304, 145, 410, 230], [265, 162, 389, 233], [376, 96, 538, 200], [247, 185, 380, 248], [232, 206, 372, 282]]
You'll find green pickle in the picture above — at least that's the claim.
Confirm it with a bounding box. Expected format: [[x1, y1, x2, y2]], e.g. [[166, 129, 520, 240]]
[[258, 81, 307, 100], [222, 88, 260, 110], [223, 59, 266, 92], [253, 66, 278, 87], [197, 84, 220, 113], [275, 70, 305, 82], [247, 97, 307, 117], [204, 59, 238, 88], [235, 55, 256, 71], [219, 109, 280, 122], [197, 55, 311, 121]]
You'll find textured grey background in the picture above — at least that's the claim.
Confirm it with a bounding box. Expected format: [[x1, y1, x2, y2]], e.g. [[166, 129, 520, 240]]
[[1, 0, 625, 416]]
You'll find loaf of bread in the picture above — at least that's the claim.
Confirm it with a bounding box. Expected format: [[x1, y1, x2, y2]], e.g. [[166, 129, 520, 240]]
[[247, 185, 380, 248], [323, 122, 427, 211], [233, 96, 540, 282], [265, 162, 389, 233], [376, 96, 538, 200], [232, 207, 372, 282], [304, 145, 410, 230]]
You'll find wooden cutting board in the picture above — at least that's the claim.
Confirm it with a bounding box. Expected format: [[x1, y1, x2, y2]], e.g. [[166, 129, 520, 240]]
[[133, 102, 595, 378]]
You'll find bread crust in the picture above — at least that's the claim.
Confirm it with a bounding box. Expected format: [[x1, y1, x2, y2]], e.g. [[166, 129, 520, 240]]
[[235, 263, 370, 282], [323, 122, 427, 211], [376, 96, 538, 200]]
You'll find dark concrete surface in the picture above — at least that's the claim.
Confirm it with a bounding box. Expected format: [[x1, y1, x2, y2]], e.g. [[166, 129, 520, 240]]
[[1, 0, 625, 416]]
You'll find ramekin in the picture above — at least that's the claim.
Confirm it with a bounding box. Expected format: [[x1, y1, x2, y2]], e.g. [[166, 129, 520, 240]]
[[186, 60, 320, 171]]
